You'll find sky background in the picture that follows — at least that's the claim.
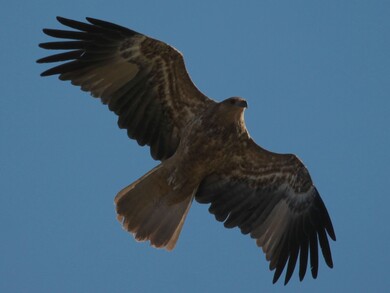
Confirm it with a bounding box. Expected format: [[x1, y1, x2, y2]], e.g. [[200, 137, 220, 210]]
[[1, 1, 389, 292]]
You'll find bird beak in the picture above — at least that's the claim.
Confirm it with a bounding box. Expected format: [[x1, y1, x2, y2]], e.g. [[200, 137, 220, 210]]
[[239, 100, 248, 109]]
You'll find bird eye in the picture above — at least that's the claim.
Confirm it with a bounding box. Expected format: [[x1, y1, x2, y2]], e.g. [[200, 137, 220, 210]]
[[230, 99, 235, 104]]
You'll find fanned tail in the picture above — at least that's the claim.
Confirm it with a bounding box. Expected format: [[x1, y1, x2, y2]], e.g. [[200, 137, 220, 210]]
[[115, 164, 193, 250]]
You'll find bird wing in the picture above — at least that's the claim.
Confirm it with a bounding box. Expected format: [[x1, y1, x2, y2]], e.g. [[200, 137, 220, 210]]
[[37, 17, 215, 160], [196, 138, 336, 284]]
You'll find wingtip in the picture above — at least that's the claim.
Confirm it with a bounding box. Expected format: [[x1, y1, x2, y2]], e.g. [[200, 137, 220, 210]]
[[37, 42, 52, 50], [85, 16, 102, 25], [284, 272, 293, 285], [272, 275, 289, 286], [311, 266, 318, 279], [329, 229, 336, 241], [42, 28, 50, 35], [272, 272, 281, 284], [56, 16, 68, 24], [36, 56, 48, 65], [39, 70, 51, 77], [85, 16, 110, 23]]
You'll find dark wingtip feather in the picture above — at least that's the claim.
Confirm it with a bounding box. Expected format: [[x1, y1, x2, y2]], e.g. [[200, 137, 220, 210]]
[[36, 50, 83, 64], [272, 247, 289, 284], [86, 17, 121, 28], [39, 41, 85, 50], [314, 188, 336, 241], [299, 237, 309, 281], [38, 42, 49, 49], [284, 241, 299, 284], [309, 232, 319, 279], [86, 17, 139, 36], [318, 230, 334, 268], [272, 269, 282, 284], [38, 60, 81, 77], [40, 68, 58, 77], [56, 16, 99, 32], [42, 28, 54, 36], [326, 218, 336, 241], [56, 16, 69, 23], [42, 28, 90, 40], [36, 57, 45, 64]]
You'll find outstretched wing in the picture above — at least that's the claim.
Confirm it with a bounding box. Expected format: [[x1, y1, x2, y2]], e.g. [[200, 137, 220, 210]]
[[196, 139, 336, 284], [37, 17, 214, 160]]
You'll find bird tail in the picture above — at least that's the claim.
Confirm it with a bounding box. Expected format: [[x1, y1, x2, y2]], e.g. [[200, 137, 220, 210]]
[[114, 164, 193, 250]]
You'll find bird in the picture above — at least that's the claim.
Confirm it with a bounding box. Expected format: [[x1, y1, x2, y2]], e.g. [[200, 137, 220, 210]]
[[37, 16, 336, 285]]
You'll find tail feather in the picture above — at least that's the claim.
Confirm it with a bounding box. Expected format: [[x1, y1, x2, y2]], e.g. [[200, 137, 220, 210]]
[[115, 164, 193, 250]]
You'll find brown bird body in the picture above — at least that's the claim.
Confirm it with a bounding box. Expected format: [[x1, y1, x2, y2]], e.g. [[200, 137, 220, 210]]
[[38, 17, 336, 285], [116, 97, 249, 249]]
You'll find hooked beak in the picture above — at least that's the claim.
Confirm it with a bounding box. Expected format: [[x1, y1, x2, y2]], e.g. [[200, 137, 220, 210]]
[[238, 100, 248, 109]]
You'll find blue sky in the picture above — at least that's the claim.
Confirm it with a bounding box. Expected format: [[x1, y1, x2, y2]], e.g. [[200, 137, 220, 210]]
[[1, 1, 389, 292]]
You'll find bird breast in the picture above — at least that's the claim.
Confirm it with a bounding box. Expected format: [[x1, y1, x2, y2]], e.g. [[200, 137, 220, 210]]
[[167, 112, 248, 186]]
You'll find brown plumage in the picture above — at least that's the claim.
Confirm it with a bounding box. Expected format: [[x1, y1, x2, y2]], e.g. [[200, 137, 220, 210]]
[[37, 17, 336, 284]]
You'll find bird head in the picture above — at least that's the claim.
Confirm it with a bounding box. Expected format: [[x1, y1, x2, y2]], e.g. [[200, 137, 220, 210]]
[[222, 97, 248, 109], [214, 97, 248, 125]]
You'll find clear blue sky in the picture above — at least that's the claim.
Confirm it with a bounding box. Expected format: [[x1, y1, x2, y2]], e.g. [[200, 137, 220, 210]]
[[1, 1, 389, 292]]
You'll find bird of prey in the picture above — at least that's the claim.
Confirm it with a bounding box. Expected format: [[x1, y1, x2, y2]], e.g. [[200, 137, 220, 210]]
[[37, 17, 336, 285]]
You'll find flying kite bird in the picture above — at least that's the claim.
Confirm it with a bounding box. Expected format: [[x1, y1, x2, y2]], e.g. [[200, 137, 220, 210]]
[[37, 17, 336, 285]]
